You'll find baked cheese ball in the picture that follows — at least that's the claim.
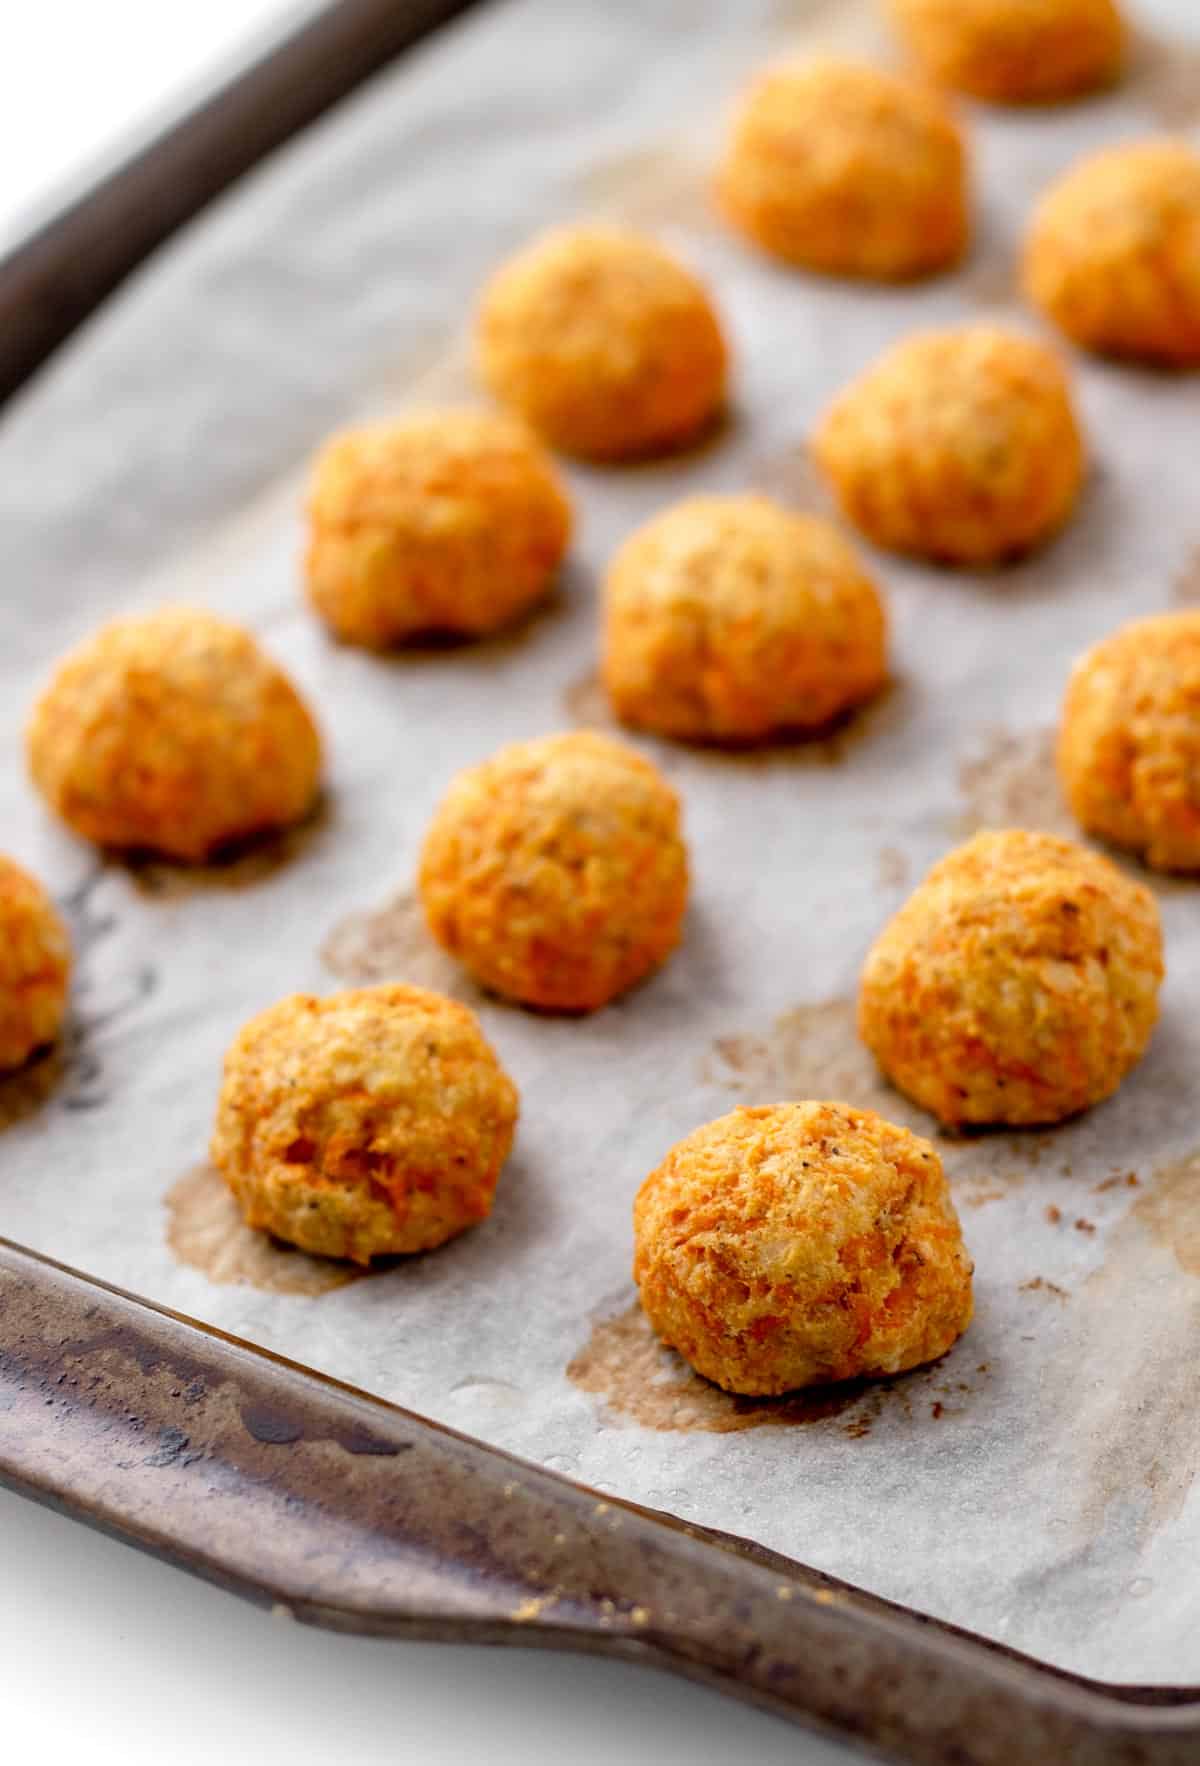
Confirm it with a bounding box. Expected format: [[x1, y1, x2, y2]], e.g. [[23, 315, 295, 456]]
[[28, 607, 321, 862], [1023, 140, 1200, 368], [601, 494, 887, 742], [305, 409, 572, 647], [1058, 611, 1200, 871], [211, 984, 518, 1263], [419, 731, 688, 1010], [476, 225, 728, 460], [0, 858, 71, 1072], [886, 0, 1125, 104], [813, 325, 1085, 565], [634, 1102, 973, 1396], [859, 830, 1162, 1127], [718, 58, 968, 279]]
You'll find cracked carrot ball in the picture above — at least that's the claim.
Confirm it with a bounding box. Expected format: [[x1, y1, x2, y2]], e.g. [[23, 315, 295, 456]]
[[886, 0, 1125, 104], [476, 225, 728, 460], [601, 494, 887, 742], [812, 325, 1085, 565], [1023, 141, 1200, 368], [633, 1102, 972, 1396], [419, 731, 688, 1011], [718, 59, 968, 279], [859, 830, 1162, 1128], [1058, 611, 1200, 871], [0, 858, 70, 1071], [211, 985, 518, 1263], [27, 607, 321, 862], [305, 409, 572, 647]]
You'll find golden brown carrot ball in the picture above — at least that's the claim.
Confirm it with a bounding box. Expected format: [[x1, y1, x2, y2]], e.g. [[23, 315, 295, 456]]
[[419, 731, 688, 1011], [476, 225, 728, 460], [27, 607, 321, 862], [812, 324, 1085, 565], [886, 0, 1125, 104], [211, 984, 518, 1264], [1058, 611, 1200, 871], [0, 857, 71, 1072], [1023, 140, 1200, 368], [859, 830, 1162, 1127], [634, 1101, 973, 1396], [305, 409, 572, 647], [718, 58, 968, 279], [601, 494, 887, 742]]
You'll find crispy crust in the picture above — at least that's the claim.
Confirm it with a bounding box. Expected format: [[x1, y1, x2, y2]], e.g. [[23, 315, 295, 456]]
[[419, 731, 688, 1011], [718, 58, 968, 279], [210, 984, 518, 1263], [858, 830, 1163, 1127], [633, 1100, 973, 1395], [305, 409, 572, 647], [601, 494, 887, 741], [27, 607, 321, 862], [887, 0, 1125, 104], [0, 857, 71, 1071]]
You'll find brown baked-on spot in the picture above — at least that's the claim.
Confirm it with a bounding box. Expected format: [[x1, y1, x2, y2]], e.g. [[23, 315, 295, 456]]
[[1045, 1204, 1063, 1224], [164, 1164, 358, 1297], [321, 888, 476, 999], [1020, 1276, 1069, 1301], [1131, 31, 1200, 129], [957, 727, 1072, 840], [1171, 543, 1200, 607], [123, 797, 329, 900]]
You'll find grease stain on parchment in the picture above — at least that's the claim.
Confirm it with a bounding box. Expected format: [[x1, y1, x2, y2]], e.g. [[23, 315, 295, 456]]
[[563, 668, 617, 731], [580, 141, 719, 235], [956, 726, 1072, 839], [320, 888, 478, 999], [1131, 31, 1200, 129], [875, 845, 910, 892], [123, 798, 330, 900], [1171, 543, 1200, 607], [747, 442, 833, 516], [165, 1164, 358, 1296]]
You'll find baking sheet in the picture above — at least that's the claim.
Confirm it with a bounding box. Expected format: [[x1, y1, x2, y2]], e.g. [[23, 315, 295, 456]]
[[3, 0, 1200, 1685]]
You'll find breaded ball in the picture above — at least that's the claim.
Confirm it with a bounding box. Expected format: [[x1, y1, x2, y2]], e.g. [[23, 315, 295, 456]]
[[419, 731, 688, 1011], [476, 226, 728, 460], [859, 830, 1162, 1127], [718, 59, 968, 279], [1058, 611, 1200, 871], [28, 608, 321, 862], [305, 409, 572, 647], [1023, 140, 1200, 368], [633, 1101, 973, 1396], [601, 494, 887, 742], [210, 984, 518, 1263], [886, 0, 1125, 104], [0, 858, 71, 1071], [812, 325, 1085, 565]]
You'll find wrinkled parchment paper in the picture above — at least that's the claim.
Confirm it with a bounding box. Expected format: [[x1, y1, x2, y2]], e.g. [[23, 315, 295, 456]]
[[3, 0, 1200, 1685]]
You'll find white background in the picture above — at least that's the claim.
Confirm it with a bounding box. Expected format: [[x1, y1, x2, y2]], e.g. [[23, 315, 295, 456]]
[[0, 3, 1192, 1763]]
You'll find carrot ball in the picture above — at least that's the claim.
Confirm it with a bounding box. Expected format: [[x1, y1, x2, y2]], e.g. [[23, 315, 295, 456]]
[[211, 984, 518, 1263], [886, 0, 1125, 104], [812, 324, 1085, 565], [27, 608, 321, 862], [419, 731, 688, 1011], [1023, 140, 1200, 368], [476, 225, 728, 460], [305, 409, 572, 647], [633, 1101, 973, 1396], [0, 857, 71, 1072], [859, 830, 1162, 1128], [718, 58, 968, 279], [601, 494, 887, 742], [1058, 611, 1200, 871]]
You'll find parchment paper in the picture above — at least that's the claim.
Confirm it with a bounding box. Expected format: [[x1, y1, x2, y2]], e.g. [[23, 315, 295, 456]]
[[3, 0, 1200, 1684]]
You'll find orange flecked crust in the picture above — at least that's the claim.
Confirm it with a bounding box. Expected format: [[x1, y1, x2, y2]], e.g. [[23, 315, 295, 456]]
[[305, 409, 572, 647], [812, 325, 1085, 566], [210, 985, 518, 1263], [476, 225, 728, 461], [633, 1101, 973, 1396], [859, 830, 1163, 1128], [1058, 611, 1200, 871], [27, 607, 321, 863], [887, 0, 1125, 104], [1023, 140, 1200, 368], [419, 731, 688, 1011], [0, 857, 71, 1072], [718, 58, 968, 279], [601, 494, 887, 742]]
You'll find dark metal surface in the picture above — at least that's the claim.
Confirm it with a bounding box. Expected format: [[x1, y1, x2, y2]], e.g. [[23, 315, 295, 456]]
[[0, 0, 479, 403], [0, 1237, 1197, 1765]]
